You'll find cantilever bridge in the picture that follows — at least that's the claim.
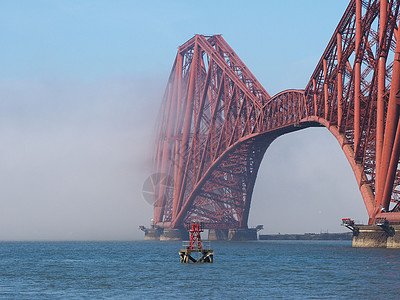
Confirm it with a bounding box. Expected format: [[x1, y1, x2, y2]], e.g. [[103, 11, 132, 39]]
[[152, 0, 400, 230]]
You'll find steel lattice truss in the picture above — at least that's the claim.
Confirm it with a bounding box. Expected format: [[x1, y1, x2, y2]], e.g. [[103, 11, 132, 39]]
[[154, 0, 400, 229]]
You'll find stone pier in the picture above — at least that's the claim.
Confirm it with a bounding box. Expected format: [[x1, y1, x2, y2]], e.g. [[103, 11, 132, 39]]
[[143, 228, 162, 240], [352, 225, 400, 248], [159, 227, 189, 241], [208, 228, 259, 240], [227, 228, 258, 241], [208, 229, 229, 240]]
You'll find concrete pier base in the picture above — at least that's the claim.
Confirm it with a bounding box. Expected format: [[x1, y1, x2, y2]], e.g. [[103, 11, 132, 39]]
[[208, 229, 229, 240], [143, 228, 162, 240], [387, 225, 400, 248], [160, 228, 189, 241], [352, 225, 388, 247], [228, 228, 258, 241], [352, 225, 400, 248]]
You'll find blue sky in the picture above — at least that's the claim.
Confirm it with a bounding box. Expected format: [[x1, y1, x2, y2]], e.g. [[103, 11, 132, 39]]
[[1, 0, 349, 91], [0, 0, 365, 240]]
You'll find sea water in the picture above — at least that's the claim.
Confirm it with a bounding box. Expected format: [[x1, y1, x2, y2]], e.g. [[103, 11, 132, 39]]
[[0, 240, 400, 299]]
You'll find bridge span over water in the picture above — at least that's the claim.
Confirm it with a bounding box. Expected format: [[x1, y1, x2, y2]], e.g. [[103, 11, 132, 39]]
[[151, 0, 400, 236]]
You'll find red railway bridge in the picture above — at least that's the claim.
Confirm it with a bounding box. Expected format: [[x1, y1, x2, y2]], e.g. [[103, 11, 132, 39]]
[[152, 0, 400, 233]]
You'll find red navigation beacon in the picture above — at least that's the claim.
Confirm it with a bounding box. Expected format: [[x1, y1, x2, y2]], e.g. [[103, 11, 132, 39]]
[[188, 223, 203, 250], [179, 222, 214, 263]]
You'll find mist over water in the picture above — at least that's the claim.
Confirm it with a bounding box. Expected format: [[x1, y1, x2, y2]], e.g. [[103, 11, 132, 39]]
[[0, 78, 162, 240]]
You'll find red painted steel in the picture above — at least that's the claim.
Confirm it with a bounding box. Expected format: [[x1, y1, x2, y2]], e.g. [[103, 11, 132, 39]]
[[154, 0, 400, 229], [188, 223, 203, 250]]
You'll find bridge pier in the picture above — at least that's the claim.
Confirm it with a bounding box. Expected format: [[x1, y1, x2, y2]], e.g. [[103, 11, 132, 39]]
[[227, 228, 258, 241], [387, 226, 400, 248], [352, 225, 400, 248], [208, 229, 229, 240], [143, 228, 163, 240], [208, 228, 259, 241], [160, 228, 189, 241], [141, 227, 189, 241]]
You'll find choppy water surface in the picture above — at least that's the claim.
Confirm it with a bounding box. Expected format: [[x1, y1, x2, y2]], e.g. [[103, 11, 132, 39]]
[[1, 240, 400, 299]]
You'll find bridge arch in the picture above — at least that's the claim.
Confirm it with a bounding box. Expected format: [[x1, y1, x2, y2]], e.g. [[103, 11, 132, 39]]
[[169, 89, 374, 229], [248, 127, 367, 231]]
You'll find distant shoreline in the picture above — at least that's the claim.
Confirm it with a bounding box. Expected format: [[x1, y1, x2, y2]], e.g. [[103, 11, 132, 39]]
[[259, 232, 352, 241]]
